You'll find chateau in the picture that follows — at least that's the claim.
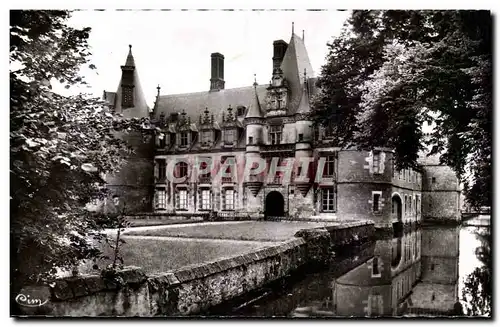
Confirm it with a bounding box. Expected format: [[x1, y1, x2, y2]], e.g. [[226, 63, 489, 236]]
[[103, 28, 461, 229]]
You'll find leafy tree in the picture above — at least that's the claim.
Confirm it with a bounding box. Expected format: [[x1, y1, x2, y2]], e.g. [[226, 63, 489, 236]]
[[10, 10, 148, 293], [313, 10, 492, 208], [461, 227, 491, 316]]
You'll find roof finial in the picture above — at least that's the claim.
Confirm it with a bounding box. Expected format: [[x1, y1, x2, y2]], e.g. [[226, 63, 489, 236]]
[[129, 44, 132, 50], [292, 22, 294, 35], [253, 74, 257, 87], [156, 84, 161, 96], [302, 30, 305, 41]]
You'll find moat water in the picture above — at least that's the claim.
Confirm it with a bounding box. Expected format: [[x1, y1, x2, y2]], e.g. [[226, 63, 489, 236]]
[[209, 222, 491, 317]]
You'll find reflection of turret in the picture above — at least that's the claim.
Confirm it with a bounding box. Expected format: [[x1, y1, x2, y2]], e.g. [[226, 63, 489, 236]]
[[408, 226, 460, 315], [333, 230, 422, 316]]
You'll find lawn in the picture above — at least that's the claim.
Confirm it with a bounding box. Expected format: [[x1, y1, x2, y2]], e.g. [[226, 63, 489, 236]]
[[80, 236, 269, 274], [127, 217, 203, 227], [125, 221, 337, 242]]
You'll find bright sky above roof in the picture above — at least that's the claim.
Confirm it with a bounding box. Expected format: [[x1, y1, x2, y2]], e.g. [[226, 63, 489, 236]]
[[66, 9, 350, 108]]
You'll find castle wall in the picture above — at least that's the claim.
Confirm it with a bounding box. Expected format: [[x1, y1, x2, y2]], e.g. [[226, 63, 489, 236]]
[[106, 131, 154, 213], [421, 165, 461, 222]]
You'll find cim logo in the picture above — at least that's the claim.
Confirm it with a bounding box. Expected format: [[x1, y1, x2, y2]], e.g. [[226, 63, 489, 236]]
[[15, 288, 49, 308]]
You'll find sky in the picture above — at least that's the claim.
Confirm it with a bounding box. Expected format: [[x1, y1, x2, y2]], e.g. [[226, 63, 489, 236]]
[[64, 9, 350, 108]]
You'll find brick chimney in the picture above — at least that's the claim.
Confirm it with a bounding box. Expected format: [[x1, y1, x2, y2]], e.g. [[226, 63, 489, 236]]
[[272, 40, 288, 70], [210, 52, 225, 92]]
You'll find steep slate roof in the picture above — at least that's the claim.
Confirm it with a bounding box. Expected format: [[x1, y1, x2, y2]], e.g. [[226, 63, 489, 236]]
[[154, 31, 318, 125], [124, 45, 135, 67], [296, 78, 312, 115], [280, 33, 314, 114], [155, 84, 269, 122], [104, 46, 149, 119]]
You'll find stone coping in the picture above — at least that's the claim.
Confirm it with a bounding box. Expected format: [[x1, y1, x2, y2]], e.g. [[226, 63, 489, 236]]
[[45, 220, 374, 302]]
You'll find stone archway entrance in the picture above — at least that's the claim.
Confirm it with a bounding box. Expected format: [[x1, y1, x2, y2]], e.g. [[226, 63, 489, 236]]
[[265, 191, 285, 220]]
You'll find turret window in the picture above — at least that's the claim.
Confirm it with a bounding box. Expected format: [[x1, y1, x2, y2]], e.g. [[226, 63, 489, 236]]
[[248, 136, 254, 144], [269, 125, 282, 145], [122, 86, 133, 108]]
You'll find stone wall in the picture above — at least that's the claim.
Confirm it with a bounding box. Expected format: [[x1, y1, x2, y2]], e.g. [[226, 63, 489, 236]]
[[16, 221, 374, 317]]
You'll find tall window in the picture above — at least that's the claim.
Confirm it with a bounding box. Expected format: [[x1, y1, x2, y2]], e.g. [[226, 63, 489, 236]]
[[221, 156, 234, 182], [372, 191, 382, 213], [222, 189, 235, 210], [323, 155, 335, 177], [180, 132, 188, 147], [372, 257, 381, 277], [201, 131, 211, 144], [169, 133, 176, 146], [269, 125, 282, 145], [322, 187, 336, 212], [409, 195, 412, 215], [158, 134, 166, 148], [416, 195, 421, 216], [155, 189, 166, 209], [224, 129, 235, 144], [372, 151, 381, 174], [199, 158, 211, 178], [177, 189, 188, 210], [200, 189, 211, 210], [157, 159, 166, 181], [175, 162, 188, 178]]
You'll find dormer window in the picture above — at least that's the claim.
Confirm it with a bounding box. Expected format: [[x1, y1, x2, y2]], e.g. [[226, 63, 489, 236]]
[[237, 106, 246, 117], [201, 130, 211, 145], [180, 132, 189, 147], [224, 129, 235, 145]]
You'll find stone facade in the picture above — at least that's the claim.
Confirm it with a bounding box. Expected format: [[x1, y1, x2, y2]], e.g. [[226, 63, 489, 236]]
[[103, 30, 461, 227]]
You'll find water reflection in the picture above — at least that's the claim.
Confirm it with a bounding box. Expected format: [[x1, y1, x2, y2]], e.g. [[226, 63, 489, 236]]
[[229, 224, 491, 317]]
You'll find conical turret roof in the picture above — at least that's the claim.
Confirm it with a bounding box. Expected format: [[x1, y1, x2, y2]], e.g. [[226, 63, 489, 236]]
[[124, 44, 135, 67], [245, 81, 264, 119]]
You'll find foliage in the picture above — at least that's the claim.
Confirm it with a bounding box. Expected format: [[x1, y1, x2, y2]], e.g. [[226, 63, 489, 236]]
[[10, 10, 149, 288], [313, 10, 492, 208], [461, 227, 491, 316]]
